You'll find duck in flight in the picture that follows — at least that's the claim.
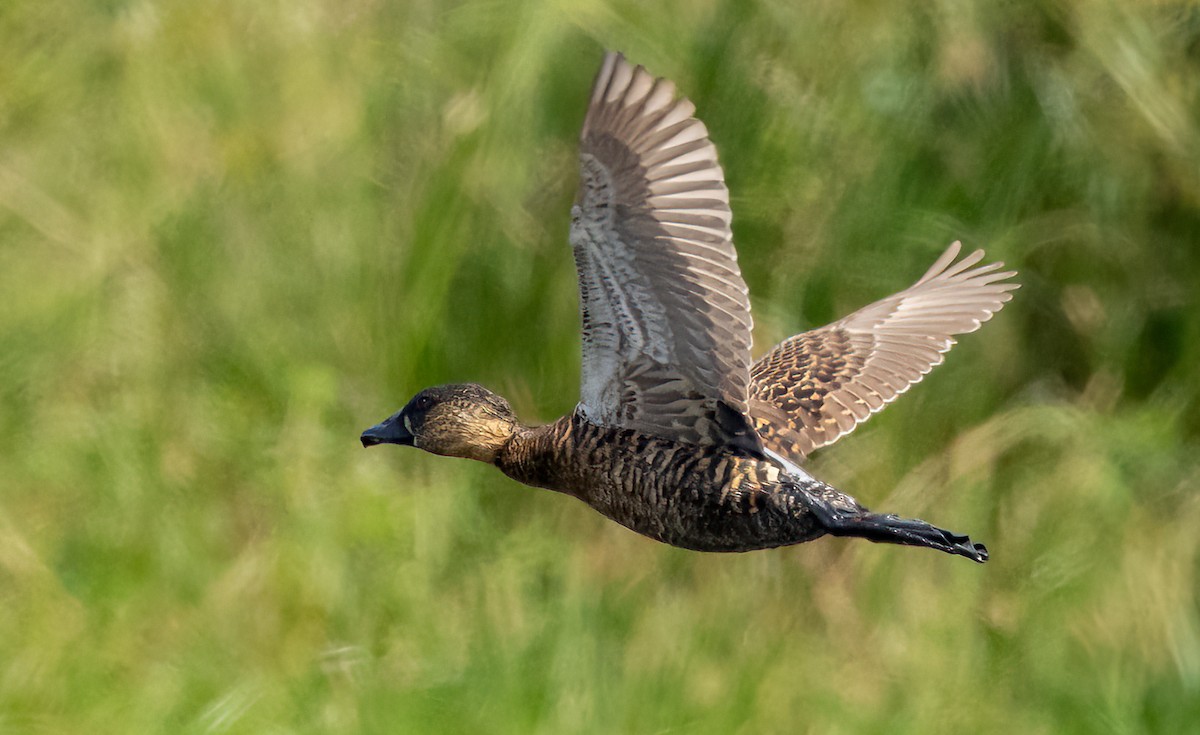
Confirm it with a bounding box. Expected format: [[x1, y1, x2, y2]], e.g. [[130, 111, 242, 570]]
[[362, 51, 1017, 562]]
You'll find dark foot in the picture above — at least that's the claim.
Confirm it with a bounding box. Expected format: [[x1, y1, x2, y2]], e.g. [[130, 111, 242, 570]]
[[806, 496, 989, 563]]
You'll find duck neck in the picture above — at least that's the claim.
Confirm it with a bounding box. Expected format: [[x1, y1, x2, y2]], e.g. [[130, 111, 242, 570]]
[[494, 416, 574, 493]]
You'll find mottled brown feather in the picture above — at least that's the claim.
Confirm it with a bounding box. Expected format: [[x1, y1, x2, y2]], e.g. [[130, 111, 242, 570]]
[[749, 241, 1019, 460]]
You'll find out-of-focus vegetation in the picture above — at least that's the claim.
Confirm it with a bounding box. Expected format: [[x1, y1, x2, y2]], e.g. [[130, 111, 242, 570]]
[[2, 0, 1198, 732]]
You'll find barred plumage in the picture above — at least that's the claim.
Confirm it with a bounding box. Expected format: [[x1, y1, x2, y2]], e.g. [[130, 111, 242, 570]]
[[497, 412, 820, 552], [748, 241, 1018, 460]]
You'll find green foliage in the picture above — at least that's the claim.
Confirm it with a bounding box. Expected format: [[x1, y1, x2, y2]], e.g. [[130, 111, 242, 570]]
[[2, 0, 1198, 732]]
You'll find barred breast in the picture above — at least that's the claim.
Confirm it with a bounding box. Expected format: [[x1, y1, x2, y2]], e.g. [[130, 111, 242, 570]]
[[497, 413, 826, 552]]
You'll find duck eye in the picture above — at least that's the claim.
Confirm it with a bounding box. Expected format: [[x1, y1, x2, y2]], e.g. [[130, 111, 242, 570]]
[[415, 395, 433, 411]]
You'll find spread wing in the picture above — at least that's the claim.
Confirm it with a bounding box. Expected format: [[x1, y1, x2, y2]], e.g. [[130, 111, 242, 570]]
[[749, 242, 1018, 460], [570, 51, 761, 453]]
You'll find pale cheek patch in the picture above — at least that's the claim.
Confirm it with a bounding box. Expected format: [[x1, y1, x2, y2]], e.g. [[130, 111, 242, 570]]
[[403, 414, 414, 434]]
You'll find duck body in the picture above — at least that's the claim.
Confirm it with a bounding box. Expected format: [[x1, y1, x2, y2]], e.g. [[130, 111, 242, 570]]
[[497, 411, 824, 552]]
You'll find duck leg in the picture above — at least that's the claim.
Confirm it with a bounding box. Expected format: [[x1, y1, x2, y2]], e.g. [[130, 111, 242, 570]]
[[795, 481, 989, 563]]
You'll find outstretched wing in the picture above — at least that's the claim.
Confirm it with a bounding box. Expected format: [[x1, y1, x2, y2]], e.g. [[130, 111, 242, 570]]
[[749, 242, 1018, 460], [570, 51, 761, 453]]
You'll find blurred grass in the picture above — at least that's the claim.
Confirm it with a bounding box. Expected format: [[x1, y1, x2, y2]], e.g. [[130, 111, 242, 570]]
[[2, 0, 1199, 732]]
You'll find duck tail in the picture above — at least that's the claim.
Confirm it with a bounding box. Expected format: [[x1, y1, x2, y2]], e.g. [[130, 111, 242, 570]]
[[794, 480, 989, 563]]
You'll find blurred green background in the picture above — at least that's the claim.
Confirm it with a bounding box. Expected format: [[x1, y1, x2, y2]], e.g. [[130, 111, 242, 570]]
[[2, 0, 1199, 732]]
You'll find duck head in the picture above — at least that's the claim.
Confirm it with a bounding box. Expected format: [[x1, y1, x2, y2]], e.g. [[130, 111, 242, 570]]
[[361, 383, 519, 463]]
